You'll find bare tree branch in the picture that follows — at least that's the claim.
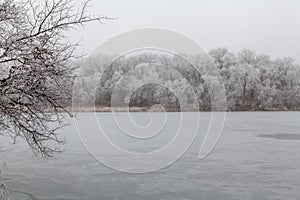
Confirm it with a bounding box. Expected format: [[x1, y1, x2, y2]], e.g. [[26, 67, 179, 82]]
[[0, 0, 109, 157]]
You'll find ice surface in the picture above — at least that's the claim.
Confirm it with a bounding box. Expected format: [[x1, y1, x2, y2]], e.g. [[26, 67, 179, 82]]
[[1, 112, 300, 200]]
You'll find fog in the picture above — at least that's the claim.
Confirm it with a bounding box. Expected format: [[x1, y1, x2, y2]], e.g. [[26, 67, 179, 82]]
[[70, 0, 300, 62]]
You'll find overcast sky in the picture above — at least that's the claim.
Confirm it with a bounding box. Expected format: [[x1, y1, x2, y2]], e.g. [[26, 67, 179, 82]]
[[70, 0, 300, 62]]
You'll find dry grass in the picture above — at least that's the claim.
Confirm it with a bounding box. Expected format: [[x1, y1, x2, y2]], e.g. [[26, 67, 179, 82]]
[[70, 106, 148, 112]]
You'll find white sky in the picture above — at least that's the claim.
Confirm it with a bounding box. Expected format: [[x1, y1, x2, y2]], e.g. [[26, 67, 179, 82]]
[[70, 0, 300, 62]]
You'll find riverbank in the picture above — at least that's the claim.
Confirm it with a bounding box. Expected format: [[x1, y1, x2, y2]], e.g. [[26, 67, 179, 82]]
[[69, 105, 300, 112]]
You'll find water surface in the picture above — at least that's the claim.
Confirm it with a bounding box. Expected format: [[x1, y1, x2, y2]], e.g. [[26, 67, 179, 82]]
[[1, 112, 300, 200]]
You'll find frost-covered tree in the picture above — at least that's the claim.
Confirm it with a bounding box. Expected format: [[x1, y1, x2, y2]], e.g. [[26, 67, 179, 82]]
[[78, 48, 300, 111], [0, 0, 107, 157]]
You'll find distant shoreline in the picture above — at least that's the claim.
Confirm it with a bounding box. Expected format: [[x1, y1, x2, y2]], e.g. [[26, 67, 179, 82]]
[[69, 106, 300, 112]]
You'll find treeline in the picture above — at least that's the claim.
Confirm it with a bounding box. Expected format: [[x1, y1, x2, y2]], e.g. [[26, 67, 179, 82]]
[[72, 48, 300, 111]]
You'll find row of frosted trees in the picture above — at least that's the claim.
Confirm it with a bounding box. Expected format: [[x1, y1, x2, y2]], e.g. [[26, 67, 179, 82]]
[[210, 48, 300, 110], [73, 48, 300, 111]]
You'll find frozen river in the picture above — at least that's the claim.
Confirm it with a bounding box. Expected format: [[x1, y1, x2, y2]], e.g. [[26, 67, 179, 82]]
[[1, 112, 300, 200]]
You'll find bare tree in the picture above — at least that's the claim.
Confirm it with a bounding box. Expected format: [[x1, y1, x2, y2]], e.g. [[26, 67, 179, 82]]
[[0, 0, 107, 157]]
